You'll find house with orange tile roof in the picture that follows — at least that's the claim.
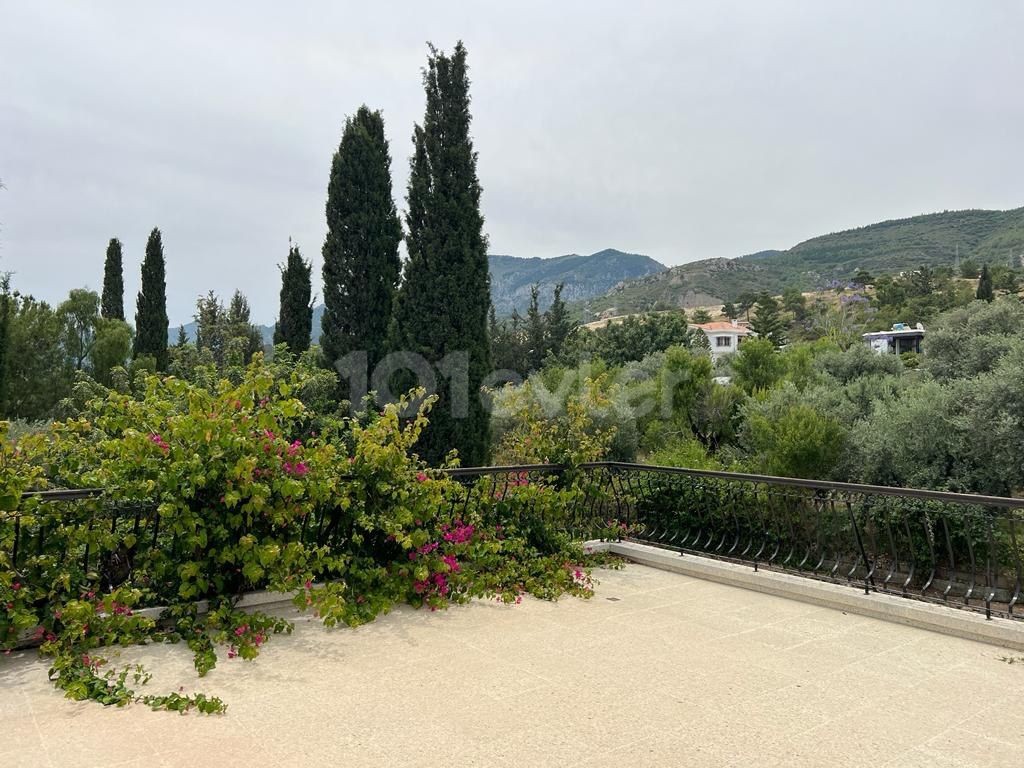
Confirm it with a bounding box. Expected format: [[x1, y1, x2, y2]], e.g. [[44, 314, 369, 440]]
[[691, 319, 754, 360]]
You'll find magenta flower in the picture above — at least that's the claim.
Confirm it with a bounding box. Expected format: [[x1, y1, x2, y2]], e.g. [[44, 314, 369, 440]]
[[148, 433, 170, 454], [443, 524, 475, 544], [416, 472, 428, 483]]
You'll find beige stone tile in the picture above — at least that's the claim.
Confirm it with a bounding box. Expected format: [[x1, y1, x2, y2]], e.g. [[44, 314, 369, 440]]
[[2, 716, 46, 755], [919, 729, 1024, 768], [3, 564, 1022, 768], [0, 749, 54, 768], [881, 746, 978, 767]]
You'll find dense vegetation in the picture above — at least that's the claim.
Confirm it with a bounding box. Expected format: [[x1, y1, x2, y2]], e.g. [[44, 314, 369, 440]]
[[494, 288, 1024, 497], [1, 358, 606, 711]]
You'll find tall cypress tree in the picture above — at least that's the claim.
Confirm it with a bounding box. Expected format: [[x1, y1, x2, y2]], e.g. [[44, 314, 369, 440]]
[[133, 228, 169, 370], [321, 106, 402, 378], [101, 237, 125, 320], [976, 264, 994, 302], [391, 42, 492, 466], [0, 276, 12, 408], [274, 242, 313, 353], [525, 285, 546, 372]]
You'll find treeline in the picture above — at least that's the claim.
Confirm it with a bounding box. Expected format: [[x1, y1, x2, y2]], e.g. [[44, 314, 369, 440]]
[[492, 296, 1024, 495], [490, 256, 1024, 495], [1, 43, 493, 465]]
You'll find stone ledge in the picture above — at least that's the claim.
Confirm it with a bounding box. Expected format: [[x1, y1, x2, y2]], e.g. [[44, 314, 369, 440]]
[[585, 539, 1024, 652]]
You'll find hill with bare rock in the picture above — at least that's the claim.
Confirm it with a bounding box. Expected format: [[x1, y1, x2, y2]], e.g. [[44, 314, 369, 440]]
[[576, 207, 1024, 319]]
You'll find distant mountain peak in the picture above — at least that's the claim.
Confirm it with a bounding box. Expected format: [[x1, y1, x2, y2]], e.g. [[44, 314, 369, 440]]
[[488, 249, 666, 315]]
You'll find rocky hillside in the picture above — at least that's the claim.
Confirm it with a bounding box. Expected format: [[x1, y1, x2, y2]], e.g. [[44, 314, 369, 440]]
[[578, 207, 1024, 318], [488, 249, 666, 315]]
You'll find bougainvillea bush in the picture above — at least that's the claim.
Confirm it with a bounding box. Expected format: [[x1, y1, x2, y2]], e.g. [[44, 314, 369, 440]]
[[0, 356, 607, 713]]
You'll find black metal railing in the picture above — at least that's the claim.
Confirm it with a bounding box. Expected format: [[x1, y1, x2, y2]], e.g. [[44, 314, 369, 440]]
[[5, 463, 1024, 622], [444, 462, 1024, 621]]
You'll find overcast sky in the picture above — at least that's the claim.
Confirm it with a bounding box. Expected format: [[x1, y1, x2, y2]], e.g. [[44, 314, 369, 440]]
[[2, 1, 1022, 324]]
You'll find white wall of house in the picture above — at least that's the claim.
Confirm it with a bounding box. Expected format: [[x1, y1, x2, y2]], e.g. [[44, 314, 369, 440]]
[[703, 331, 746, 361]]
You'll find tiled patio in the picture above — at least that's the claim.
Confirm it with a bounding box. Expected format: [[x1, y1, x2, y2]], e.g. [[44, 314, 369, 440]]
[[2, 564, 1022, 767]]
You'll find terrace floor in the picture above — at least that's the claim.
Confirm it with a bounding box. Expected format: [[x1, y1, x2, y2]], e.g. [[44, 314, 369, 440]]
[[2, 564, 1022, 768]]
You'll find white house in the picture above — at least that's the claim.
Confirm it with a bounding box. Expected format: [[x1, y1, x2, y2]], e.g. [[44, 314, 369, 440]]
[[691, 320, 753, 361], [862, 323, 925, 355]]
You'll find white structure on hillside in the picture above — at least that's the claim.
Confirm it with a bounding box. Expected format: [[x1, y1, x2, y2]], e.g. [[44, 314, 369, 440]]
[[862, 323, 925, 355], [691, 320, 753, 361]]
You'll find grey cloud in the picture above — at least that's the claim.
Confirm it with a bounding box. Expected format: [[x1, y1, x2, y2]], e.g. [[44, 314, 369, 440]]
[[2, 0, 1022, 324]]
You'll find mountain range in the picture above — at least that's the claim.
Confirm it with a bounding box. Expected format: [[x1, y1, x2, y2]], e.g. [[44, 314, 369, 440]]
[[575, 207, 1024, 318], [171, 206, 1024, 342]]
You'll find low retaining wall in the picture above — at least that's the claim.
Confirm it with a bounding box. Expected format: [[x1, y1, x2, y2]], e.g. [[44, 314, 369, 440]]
[[585, 539, 1024, 652]]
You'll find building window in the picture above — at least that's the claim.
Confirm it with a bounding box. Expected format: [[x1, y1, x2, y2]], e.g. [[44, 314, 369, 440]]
[[716, 336, 732, 348]]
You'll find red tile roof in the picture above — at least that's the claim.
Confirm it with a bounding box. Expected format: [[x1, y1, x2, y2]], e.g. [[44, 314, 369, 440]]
[[692, 322, 753, 334]]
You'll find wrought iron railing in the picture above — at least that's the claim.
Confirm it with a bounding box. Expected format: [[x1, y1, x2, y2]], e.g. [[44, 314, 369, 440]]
[[445, 462, 1024, 621], [6, 463, 1024, 622]]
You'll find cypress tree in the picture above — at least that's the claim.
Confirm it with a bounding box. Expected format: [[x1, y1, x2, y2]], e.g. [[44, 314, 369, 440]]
[[274, 242, 313, 353], [976, 264, 994, 302], [0, 276, 11, 408], [391, 42, 493, 466], [545, 282, 574, 359], [133, 228, 169, 370], [101, 237, 125, 320], [226, 290, 264, 364], [525, 285, 546, 372], [321, 106, 402, 377]]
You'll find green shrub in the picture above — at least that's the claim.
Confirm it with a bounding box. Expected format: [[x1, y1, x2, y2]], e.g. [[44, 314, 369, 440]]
[[2, 356, 603, 712]]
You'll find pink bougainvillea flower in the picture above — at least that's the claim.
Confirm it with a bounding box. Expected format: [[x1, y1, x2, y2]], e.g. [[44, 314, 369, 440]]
[[442, 554, 460, 572], [443, 524, 475, 544], [416, 472, 428, 483]]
